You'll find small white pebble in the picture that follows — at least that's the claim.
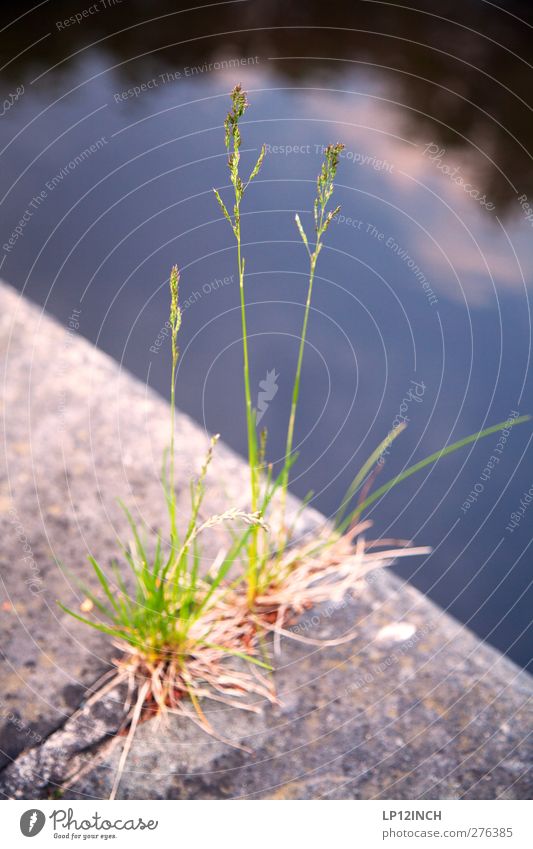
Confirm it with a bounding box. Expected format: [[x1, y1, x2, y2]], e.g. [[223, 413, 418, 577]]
[[376, 622, 417, 643]]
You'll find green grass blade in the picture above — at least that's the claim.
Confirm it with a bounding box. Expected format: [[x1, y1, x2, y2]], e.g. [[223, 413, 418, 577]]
[[119, 501, 148, 567]]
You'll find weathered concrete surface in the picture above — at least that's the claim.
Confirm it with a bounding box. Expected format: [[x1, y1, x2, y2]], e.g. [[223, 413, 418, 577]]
[[0, 281, 531, 799]]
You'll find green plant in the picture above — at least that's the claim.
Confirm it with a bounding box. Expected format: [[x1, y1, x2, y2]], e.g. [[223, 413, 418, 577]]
[[58, 267, 271, 723], [213, 84, 267, 604], [282, 141, 344, 514], [213, 86, 532, 609]]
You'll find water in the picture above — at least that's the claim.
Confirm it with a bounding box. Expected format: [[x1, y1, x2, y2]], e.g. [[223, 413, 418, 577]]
[[1, 1, 532, 667]]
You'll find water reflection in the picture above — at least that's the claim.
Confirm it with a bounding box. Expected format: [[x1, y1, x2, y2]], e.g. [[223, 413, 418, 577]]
[[2, 0, 533, 209], [1, 2, 532, 666]]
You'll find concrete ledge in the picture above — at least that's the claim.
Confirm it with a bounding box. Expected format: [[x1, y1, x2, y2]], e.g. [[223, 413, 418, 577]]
[[0, 281, 531, 799]]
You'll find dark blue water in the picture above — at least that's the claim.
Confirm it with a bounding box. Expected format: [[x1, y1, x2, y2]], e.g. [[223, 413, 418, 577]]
[[1, 4, 532, 667]]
